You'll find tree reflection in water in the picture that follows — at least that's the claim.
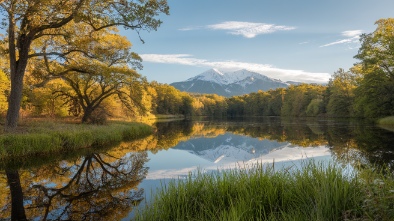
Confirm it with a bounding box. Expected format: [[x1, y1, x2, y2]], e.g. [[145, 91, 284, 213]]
[[2, 149, 148, 220], [2, 118, 394, 220]]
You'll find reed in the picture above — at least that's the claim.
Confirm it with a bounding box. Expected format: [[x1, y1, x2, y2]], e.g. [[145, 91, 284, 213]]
[[136, 162, 394, 221], [377, 116, 394, 125], [0, 121, 153, 159]]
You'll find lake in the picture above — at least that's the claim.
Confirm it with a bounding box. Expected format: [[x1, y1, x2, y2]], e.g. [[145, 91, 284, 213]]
[[1, 117, 394, 220]]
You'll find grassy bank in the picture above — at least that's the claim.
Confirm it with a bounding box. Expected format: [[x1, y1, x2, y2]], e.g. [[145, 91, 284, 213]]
[[0, 120, 153, 160], [136, 162, 394, 221], [377, 116, 394, 125]]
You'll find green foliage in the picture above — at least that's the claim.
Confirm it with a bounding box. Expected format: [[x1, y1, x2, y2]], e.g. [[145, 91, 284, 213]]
[[281, 84, 325, 117], [267, 88, 285, 116], [197, 94, 227, 117], [24, 80, 69, 117], [226, 88, 285, 117], [227, 96, 246, 117], [154, 83, 186, 115], [306, 98, 323, 116], [180, 95, 194, 117], [243, 91, 270, 116], [353, 18, 394, 118], [353, 69, 394, 118], [326, 69, 356, 117]]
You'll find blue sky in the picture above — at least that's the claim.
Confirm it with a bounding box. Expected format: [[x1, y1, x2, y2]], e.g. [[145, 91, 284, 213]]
[[125, 0, 394, 84]]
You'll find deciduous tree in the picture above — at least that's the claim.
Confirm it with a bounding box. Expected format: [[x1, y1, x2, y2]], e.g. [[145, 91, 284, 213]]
[[353, 18, 394, 118], [30, 27, 146, 123], [326, 68, 356, 117], [0, 0, 169, 130]]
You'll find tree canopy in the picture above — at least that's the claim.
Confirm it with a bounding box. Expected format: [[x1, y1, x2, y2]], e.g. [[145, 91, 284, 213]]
[[28, 24, 146, 123], [0, 0, 169, 130], [353, 18, 394, 118]]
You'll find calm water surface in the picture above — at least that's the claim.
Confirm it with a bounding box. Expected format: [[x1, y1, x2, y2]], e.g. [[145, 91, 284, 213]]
[[1, 117, 394, 220]]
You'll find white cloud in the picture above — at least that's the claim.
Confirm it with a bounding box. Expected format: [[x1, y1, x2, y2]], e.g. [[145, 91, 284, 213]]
[[178, 25, 203, 31], [140, 54, 330, 84], [180, 21, 296, 38], [320, 29, 363, 47], [178, 27, 195, 31], [342, 30, 363, 37]]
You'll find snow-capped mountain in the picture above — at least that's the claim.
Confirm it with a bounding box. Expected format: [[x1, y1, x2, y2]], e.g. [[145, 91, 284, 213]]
[[173, 133, 289, 164], [170, 69, 290, 97]]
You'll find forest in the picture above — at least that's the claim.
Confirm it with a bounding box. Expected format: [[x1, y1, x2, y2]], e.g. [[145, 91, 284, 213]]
[[0, 7, 393, 126]]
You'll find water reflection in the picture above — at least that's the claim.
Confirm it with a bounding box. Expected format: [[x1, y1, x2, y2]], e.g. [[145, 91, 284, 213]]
[[147, 118, 394, 175], [1, 117, 394, 220], [175, 133, 320, 164], [1, 146, 148, 220]]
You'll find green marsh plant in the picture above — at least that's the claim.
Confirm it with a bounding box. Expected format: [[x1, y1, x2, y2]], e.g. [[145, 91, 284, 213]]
[[136, 161, 394, 221]]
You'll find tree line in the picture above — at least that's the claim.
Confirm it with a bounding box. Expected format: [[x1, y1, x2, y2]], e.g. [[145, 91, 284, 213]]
[[0, 14, 393, 125], [221, 18, 394, 119]]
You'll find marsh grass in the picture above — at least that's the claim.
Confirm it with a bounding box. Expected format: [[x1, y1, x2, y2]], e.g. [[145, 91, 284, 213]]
[[377, 116, 394, 125], [136, 162, 394, 221], [0, 120, 152, 159]]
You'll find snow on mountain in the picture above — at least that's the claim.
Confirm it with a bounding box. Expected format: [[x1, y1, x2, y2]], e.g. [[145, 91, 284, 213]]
[[187, 69, 278, 86], [188, 68, 225, 85], [198, 145, 256, 164], [171, 68, 289, 96], [226, 69, 270, 85], [175, 133, 289, 164]]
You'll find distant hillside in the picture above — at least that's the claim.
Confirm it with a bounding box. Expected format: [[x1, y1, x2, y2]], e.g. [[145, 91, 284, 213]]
[[170, 69, 297, 97]]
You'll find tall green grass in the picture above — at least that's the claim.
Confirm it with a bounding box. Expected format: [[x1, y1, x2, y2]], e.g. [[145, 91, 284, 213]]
[[377, 116, 394, 125], [0, 121, 153, 159], [136, 162, 394, 221]]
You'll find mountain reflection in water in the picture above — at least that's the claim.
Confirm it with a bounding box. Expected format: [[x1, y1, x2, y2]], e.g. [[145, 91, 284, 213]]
[[1, 117, 394, 220]]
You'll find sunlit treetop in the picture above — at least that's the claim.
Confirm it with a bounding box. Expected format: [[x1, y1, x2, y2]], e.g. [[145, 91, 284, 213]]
[[355, 18, 394, 77]]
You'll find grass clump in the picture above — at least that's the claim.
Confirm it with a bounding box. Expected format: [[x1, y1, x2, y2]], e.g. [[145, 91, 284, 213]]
[[136, 162, 394, 221], [0, 121, 153, 159], [377, 116, 394, 125]]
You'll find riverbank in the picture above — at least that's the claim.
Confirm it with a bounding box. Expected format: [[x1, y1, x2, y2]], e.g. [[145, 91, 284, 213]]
[[135, 162, 394, 221], [0, 120, 153, 160]]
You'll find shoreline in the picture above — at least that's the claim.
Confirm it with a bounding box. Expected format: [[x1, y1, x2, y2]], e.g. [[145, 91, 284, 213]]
[[0, 120, 153, 160]]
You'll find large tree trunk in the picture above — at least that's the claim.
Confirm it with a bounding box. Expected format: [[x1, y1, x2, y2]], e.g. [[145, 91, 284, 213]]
[[81, 106, 94, 123], [6, 169, 27, 221], [6, 71, 25, 130], [5, 29, 32, 131]]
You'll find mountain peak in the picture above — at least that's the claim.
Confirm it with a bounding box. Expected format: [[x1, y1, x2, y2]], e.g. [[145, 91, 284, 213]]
[[172, 69, 289, 96], [201, 68, 224, 76], [211, 68, 223, 74], [187, 68, 225, 84]]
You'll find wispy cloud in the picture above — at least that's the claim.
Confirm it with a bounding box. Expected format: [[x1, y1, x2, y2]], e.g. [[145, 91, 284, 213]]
[[180, 21, 296, 38], [178, 25, 203, 31], [342, 30, 363, 37], [140, 54, 330, 84], [320, 30, 363, 47]]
